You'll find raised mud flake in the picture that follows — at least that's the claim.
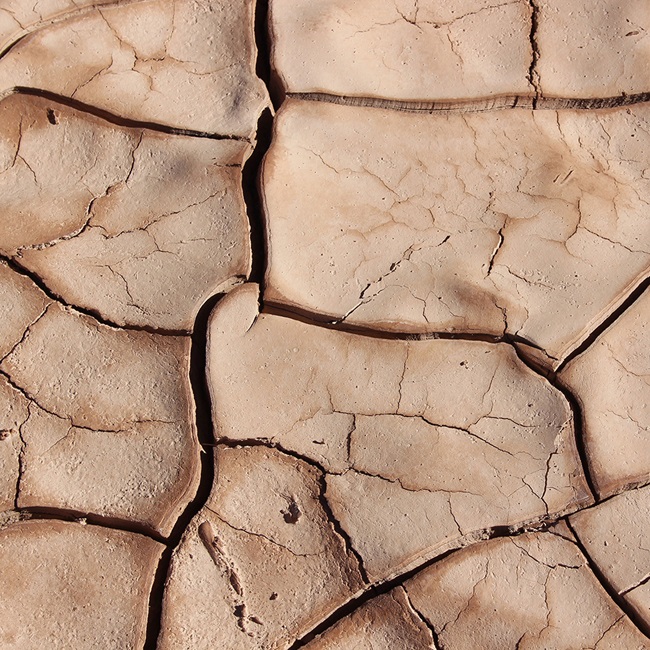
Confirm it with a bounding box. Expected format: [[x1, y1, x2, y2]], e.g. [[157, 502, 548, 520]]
[[535, 0, 650, 99], [570, 485, 650, 631], [0, 0, 269, 138], [302, 588, 435, 650], [0, 273, 200, 536], [269, 0, 533, 102], [262, 99, 650, 366], [158, 445, 364, 650], [0, 92, 252, 331], [559, 288, 650, 498], [404, 526, 650, 649], [0, 519, 163, 649], [206, 284, 589, 586]]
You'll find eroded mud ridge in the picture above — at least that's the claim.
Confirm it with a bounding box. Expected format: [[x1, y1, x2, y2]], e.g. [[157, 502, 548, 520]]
[[0, 0, 649, 648]]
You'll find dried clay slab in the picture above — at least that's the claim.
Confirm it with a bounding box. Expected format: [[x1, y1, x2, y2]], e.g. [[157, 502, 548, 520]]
[[559, 288, 650, 499], [0, 519, 163, 649], [0, 0, 115, 52], [207, 285, 590, 581], [0, 92, 251, 331], [0, 0, 268, 138], [263, 99, 650, 367], [158, 283, 590, 647], [0, 262, 200, 537], [158, 445, 365, 650], [571, 485, 650, 633], [301, 589, 434, 650], [270, 0, 650, 101], [402, 525, 650, 649]]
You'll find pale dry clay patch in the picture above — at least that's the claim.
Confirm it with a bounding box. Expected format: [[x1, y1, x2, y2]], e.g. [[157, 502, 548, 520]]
[[0, 0, 269, 137], [263, 98, 650, 367], [270, 0, 650, 101], [560, 288, 650, 498], [0, 0, 119, 52], [0, 92, 252, 331], [0, 261, 200, 536], [0, 519, 163, 648], [158, 283, 590, 647], [571, 486, 650, 632], [403, 526, 650, 649], [158, 445, 365, 650]]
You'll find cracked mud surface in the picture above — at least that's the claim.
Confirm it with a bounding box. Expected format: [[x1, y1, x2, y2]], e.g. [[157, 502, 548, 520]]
[[1, 0, 650, 648]]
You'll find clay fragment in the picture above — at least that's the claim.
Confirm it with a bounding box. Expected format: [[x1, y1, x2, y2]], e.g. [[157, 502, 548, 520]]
[[205, 284, 589, 584], [0, 266, 199, 536], [571, 485, 650, 630], [405, 526, 650, 649], [302, 588, 435, 650], [158, 445, 364, 650], [270, 0, 533, 102], [270, 0, 650, 101], [0, 0, 269, 138], [0, 519, 163, 649], [263, 99, 650, 365], [535, 0, 650, 99], [560, 288, 650, 498], [0, 92, 251, 331]]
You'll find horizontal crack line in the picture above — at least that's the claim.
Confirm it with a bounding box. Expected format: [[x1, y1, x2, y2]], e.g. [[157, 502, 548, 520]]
[[288, 91, 650, 114], [1, 256, 190, 337], [0, 87, 250, 141]]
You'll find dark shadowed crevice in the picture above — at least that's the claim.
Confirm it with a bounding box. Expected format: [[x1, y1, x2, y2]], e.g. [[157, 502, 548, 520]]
[[242, 107, 274, 290], [1, 87, 249, 141], [12, 506, 166, 544], [556, 278, 650, 373], [287, 519, 561, 649], [142, 292, 224, 650], [526, 0, 541, 106], [0, 255, 190, 336], [566, 519, 650, 639], [288, 90, 650, 114], [510, 344, 600, 504]]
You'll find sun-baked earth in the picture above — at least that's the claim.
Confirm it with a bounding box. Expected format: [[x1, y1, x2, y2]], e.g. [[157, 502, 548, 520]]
[[0, 0, 649, 648]]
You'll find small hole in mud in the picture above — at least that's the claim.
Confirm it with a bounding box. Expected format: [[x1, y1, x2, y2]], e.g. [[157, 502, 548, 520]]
[[269, 592, 278, 601], [46, 109, 58, 125], [281, 500, 301, 524]]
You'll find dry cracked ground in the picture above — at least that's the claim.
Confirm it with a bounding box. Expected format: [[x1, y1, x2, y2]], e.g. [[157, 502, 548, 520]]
[[1, 0, 650, 648]]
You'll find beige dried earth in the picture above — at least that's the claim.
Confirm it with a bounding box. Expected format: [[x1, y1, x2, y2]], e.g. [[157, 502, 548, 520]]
[[0, 0, 649, 649]]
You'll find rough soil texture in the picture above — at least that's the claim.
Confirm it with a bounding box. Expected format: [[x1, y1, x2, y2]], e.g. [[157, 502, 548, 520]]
[[0, 0, 649, 648]]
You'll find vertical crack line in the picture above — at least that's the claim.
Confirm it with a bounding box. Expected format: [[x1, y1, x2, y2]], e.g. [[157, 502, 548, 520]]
[[526, 0, 541, 107], [566, 519, 650, 640], [142, 292, 223, 650], [317, 473, 369, 584], [510, 344, 599, 503], [402, 585, 444, 649]]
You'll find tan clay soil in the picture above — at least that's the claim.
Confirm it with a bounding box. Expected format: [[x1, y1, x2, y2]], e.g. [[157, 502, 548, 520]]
[[0, 0, 649, 649]]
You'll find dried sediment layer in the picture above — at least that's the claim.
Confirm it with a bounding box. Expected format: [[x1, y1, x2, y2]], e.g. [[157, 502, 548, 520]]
[[263, 98, 650, 365], [0, 92, 251, 331], [158, 445, 365, 650], [0, 262, 200, 536], [0, 519, 163, 649], [571, 486, 650, 631], [0, 0, 269, 138], [206, 285, 590, 582], [403, 526, 650, 648], [560, 288, 650, 498], [270, 0, 650, 100]]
